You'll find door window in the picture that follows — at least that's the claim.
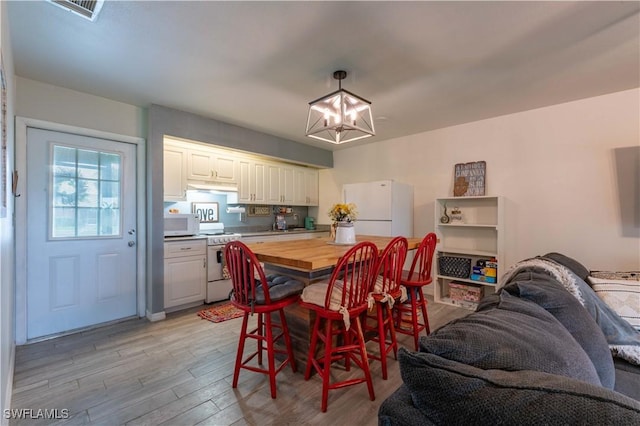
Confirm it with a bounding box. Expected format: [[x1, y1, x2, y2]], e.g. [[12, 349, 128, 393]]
[[51, 144, 122, 238]]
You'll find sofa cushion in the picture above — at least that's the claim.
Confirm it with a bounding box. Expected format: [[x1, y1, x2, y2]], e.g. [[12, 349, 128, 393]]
[[398, 349, 640, 425], [502, 257, 640, 366], [614, 357, 640, 401], [419, 291, 602, 386], [542, 252, 590, 281], [501, 273, 615, 389], [378, 384, 434, 426]]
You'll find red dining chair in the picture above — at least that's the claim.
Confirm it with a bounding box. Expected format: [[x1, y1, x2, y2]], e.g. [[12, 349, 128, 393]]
[[224, 241, 304, 399], [394, 232, 437, 351], [298, 241, 379, 412], [363, 236, 408, 379]]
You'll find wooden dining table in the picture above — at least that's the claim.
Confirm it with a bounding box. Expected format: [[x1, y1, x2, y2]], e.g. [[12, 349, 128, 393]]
[[246, 234, 422, 280], [244, 234, 423, 369]]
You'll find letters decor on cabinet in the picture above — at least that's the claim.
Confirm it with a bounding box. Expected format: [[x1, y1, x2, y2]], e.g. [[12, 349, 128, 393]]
[[192, 202, 219, 223]]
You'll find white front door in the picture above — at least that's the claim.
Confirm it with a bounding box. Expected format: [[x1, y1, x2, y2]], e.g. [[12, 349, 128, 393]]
[[26, 128, 138, 339]]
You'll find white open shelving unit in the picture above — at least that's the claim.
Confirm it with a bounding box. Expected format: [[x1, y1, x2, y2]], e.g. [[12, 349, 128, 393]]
[[433, 196, 504, 310]]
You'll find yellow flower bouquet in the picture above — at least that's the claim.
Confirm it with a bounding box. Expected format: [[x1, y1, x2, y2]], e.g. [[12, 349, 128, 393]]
[[328, 203, 358, 223]]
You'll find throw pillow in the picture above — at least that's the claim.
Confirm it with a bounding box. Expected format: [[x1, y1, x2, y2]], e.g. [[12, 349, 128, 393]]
[[399, 349, 640, 425], [419, 290, 602, 386], [542, 252, 590, 281], [502, 275, 615, 389], [587, 275, 640, 331]]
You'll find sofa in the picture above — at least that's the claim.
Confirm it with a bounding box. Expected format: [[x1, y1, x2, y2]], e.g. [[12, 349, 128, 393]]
[[379, 253, 640, 425]]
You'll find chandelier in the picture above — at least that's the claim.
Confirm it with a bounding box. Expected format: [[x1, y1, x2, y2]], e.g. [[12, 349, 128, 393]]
[[305, 70, 375, 144]]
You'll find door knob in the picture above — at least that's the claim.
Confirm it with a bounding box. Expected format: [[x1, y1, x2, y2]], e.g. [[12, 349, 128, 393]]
[[128, 241, 136, 247]]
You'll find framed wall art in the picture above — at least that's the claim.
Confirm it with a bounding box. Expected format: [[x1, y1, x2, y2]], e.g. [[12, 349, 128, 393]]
[[192, 202, 219, 223], [453, 161, 486, 197]]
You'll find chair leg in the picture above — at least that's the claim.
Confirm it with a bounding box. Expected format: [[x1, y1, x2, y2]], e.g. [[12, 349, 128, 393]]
[[354, 316, 375, 402], [233, 313, 250, 388], [321, 319, 333, 413], [257, 313, 264, 365], [417, 288, 430, 335], [410, 288, 421, 351], [305, 315, 321, 380], [387, 303, 399, 360], [279, 309, 297, 373], [265, 312, 277, 399], [376, 302, 388, 380]]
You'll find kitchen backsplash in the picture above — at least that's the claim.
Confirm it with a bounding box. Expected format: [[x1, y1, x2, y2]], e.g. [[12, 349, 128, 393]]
[[164, 191, 309, 231]]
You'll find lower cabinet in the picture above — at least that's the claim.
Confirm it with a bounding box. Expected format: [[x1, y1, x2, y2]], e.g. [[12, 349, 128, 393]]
[[164, 239, 207, 309]]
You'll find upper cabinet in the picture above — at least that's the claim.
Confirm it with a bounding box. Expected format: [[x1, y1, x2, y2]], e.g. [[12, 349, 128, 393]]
[[164, 138, 319, 206], [294, 167, 319, 206], [238, 158, 268, 204], [163, 144, 188, 201], [266, 163, 286, 204], [186, 147, 238, 184]]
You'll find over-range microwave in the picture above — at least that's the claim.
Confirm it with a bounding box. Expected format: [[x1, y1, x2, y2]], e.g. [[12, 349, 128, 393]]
[[164, 213, 200, 237]]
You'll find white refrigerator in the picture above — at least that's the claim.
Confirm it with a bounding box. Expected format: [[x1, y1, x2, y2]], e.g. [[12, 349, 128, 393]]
[[343, 180, 413, 237]]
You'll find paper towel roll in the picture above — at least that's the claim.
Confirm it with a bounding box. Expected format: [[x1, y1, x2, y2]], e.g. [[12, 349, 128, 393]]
[[226, 206, 246, 214]]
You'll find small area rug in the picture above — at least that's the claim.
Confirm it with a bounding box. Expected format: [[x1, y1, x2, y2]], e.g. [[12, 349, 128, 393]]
[[197, 302, 243, 323]]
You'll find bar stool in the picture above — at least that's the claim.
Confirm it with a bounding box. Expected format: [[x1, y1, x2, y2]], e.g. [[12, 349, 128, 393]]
[[224, 241, 304, 399], [363, 236, 408, 379], [299, 241, 378, 412], [394, 232, 437, 351]]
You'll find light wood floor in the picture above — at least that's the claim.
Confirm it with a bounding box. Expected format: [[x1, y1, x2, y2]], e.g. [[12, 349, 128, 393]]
[[10, 297, 468, 425]]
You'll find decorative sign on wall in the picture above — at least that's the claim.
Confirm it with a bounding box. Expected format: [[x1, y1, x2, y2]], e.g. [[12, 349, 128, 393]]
[[453, 161, 486, 197], [192, 202, 219, 223]]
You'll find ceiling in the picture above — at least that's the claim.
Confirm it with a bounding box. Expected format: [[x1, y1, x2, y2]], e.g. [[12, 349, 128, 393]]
[[7, 1, 640, 151]]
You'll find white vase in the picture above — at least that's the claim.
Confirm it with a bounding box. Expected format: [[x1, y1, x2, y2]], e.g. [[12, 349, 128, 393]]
[[335, 221, 356, 244]]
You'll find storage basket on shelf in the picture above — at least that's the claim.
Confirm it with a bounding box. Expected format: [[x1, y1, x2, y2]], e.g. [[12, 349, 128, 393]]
[[438, 255, 472, 279]]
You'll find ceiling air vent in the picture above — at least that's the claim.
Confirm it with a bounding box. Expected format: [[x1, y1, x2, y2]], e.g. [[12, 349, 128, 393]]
[[48, 0, 104, 22]]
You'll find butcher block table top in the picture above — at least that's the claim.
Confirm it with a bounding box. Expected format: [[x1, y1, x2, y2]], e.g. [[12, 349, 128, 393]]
[[245, 235, 423, 273]]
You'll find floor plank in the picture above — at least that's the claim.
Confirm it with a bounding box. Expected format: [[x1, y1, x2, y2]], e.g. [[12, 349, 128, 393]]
[[10, 297, 469, 425]]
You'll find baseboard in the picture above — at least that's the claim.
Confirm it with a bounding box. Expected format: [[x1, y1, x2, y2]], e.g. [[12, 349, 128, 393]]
[[2, 343, 15, 426], [146, 310, 166, 322]]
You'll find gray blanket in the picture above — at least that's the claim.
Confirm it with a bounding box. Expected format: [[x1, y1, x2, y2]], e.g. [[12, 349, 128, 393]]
[[500, 258, 640, 366]]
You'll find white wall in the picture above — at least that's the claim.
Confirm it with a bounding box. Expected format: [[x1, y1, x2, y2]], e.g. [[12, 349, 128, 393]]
[[15, 77, 145, 139], [319, 88, 640, 272]]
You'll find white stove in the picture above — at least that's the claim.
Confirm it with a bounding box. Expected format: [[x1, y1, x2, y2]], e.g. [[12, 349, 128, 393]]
[[205, 233, 242, 246], [203, 230, 242, 303]]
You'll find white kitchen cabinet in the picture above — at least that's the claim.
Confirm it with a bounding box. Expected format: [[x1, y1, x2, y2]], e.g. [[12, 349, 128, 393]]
[[238, 158, 268, 204], [266, 163, 294, 205], [293, 167, 319, 206], [187, 148, 238, 184], [163, 144, 188, 201], [433, 196, 504, 310], [164, 239, 207, 310], [164, 138, 319, 205], [304, 168, 319, 206]]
